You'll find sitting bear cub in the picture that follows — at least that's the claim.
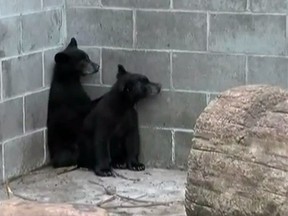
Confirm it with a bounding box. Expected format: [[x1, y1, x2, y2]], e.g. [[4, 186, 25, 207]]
[[47, 38, 99, 168], [78, 65, 161, 176]]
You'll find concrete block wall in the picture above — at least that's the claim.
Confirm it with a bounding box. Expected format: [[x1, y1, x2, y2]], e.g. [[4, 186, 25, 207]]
[[1, 0, 288, 181], [66, 0, 288, 170], [0, 0, 65, 182]]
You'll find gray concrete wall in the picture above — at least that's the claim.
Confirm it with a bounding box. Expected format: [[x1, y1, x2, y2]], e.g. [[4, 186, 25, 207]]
[[67, 0, 288, 170], [0, 0, 65, 182], [1, 0, 288, 181]]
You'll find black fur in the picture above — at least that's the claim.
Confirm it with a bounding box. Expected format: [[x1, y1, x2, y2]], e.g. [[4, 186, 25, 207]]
[[47, 38, 99, 168], [78, 65, 161, 176]]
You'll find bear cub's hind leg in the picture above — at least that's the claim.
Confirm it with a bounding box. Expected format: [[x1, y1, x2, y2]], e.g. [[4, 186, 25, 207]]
[[93, 128, 113, 177]]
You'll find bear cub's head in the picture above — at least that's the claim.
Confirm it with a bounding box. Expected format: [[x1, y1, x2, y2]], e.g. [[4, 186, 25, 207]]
[[54, 38, 99, 77], [115, 64, 161, 103]]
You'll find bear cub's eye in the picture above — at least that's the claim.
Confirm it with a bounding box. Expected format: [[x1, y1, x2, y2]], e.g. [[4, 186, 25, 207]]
[[141, 78, 149, 83]]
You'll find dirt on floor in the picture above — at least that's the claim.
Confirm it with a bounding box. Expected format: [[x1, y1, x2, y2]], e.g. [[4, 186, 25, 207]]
[[0, 167, 186, 216]]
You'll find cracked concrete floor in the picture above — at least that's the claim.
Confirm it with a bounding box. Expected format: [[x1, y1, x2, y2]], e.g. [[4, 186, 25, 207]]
[[0, 167, 186, 216]]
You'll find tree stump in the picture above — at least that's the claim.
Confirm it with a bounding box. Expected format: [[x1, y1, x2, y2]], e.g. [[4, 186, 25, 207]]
[[0, 198, 108, 216], [185, 85, 288, 216]]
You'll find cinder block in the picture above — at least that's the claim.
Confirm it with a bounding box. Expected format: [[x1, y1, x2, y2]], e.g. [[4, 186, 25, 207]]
[[250, 0, 287, 13], [174, 0, 246, 12], [66, 0, 101, 6], [137, 91, 207, 129], [139, 128, 172, 168], [83, 85, 110, 100], [44, 47, 63, 86], [174, 131, 193, 169], [43, 0, 64, 8], [0, 17, 21, 58], [0, 74, 1, 100], [4, 131, 44, 179], [172, 52, 246, 92], [67, 8, 133, 47], [102, 0, 170, 8], [0, 0, 41, 16], [43, 129, 50, 165], [209, 14, 286, 55], [248, 56, 288, 88], [102, 49, 170, 88], [0, 144, 2, 182], [22, 9, 63, 52], [2, 53, 42, 98], [136, 11, 207, 51], [25, 90, 49, 132], [80, 47, 101, 84], [0, 98, 23, 142]]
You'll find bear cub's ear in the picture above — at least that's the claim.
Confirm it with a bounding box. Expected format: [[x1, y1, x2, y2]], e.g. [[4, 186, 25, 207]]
[[68, 37, 78, 48], [117, 64, 128, 79], [54, 52, 69, 63]]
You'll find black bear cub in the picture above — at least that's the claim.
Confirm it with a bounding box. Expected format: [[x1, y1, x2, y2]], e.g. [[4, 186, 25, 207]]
[[47, 38, 99, 168], [78, 65, 161, 176]]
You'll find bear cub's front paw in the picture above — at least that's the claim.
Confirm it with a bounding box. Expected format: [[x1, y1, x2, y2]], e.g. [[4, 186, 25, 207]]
[[127, 162, 145, 171], [111, 162, 127, 169], [94, 166, 113, 177]]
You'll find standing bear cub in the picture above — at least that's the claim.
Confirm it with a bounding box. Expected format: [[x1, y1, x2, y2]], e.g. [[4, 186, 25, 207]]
[[47, 38, 99, 168], [78, 65, 161, 176]]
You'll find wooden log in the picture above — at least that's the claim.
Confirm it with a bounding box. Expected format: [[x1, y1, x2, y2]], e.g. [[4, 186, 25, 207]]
[[0, 198, 108, 216], [185, 85, 288, 216]]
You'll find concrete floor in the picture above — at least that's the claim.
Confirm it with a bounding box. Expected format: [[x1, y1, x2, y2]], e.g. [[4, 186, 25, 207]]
[[1, 167, 186, 216]]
